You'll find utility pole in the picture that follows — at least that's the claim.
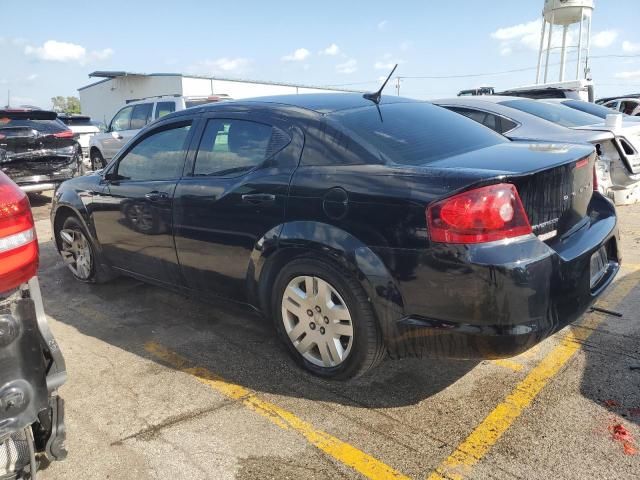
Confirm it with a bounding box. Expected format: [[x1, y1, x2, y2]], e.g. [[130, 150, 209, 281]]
[[395, 77, 401, 96], [6, 89, 9, 108]]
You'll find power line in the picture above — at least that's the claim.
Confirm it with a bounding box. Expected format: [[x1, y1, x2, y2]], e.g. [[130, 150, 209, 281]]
[[322, 53, 640, 86]]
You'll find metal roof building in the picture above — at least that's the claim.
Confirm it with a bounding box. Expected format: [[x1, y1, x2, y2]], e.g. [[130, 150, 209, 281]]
[[78, 71, 357, 124]]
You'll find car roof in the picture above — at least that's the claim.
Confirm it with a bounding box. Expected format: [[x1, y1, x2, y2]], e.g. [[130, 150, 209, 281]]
[[196, 93, 419, 114]]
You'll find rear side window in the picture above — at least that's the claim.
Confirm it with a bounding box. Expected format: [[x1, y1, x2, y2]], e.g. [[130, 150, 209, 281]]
[[130, 103, 153, 129], [501, 99, 601, 127], [155, 101, 176, 119], [193, 119, 275, 177], [332, 102, 507, 166], [116, 124, 191, 181], [561, 100, 623, 119]]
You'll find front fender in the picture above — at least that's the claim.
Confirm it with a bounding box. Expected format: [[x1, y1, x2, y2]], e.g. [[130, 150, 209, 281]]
[[249, 221, 406, 345]]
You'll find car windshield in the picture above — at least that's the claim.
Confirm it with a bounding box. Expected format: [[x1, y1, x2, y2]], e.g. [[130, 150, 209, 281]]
[[332, 102, 507, 166], [59, 116, 94, 126], [561, 100, 626, 119], [501, 99, 601, 127]]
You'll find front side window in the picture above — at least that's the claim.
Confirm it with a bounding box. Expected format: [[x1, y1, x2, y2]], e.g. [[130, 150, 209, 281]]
[[111, 106, 133, 132], [116, 124, 191, 181], [155, 101, 176, 119], [130, 103, 153, 129], [193, 119, 273, 177]]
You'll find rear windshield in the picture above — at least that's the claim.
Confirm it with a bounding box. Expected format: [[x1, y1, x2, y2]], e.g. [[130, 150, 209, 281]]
[[331, 102, 507, 166], [561, 100, 627, 119], [0, 116, 67, 134], [58, 116, 94, 126], [501, 99, 601, 127]]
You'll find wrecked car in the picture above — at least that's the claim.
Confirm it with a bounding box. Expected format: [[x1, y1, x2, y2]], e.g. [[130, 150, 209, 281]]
[[1, 171, 67, 478], [435, 96, 640, 205], [0, 110, 84, 194]]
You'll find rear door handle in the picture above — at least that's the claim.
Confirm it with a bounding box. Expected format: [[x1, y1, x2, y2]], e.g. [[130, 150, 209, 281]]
[[242, 193, 276, 204], [144, 191, 169, 202]]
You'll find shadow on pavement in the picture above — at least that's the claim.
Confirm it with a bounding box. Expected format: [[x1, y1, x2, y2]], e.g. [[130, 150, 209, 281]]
[[38, 240, 478, 409], [579, 268, 640, 429]]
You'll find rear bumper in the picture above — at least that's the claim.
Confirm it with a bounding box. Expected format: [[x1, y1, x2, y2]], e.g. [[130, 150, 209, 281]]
[[380, 193, 620, 359]]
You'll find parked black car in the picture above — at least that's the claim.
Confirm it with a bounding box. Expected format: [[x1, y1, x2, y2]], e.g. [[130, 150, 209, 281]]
[[51, 94, 619, 379], [0, 110, 83, 193]]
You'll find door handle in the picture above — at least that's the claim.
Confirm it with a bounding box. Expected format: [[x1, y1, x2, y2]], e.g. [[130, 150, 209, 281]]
[[242, 193, 276, 204], [115, 134, 123, 140], [144, 191, 169, 202]]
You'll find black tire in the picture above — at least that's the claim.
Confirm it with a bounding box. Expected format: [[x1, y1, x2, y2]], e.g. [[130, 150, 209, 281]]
[[272, 257, 385, 380], [90, 149, 106, 170], [56, 216, 115, 283]]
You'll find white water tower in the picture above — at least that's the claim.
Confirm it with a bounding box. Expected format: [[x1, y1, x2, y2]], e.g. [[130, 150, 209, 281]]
[[536, 0, 594, 84]]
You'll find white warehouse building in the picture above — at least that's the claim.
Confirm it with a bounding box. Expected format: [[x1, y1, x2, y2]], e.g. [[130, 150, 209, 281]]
[[78, 71, 355, 125]]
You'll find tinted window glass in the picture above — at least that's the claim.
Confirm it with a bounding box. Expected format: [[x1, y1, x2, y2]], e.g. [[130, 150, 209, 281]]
[[117, 124, 191, 181], [501, 99, 601, 127], [561, 100, 624, 119], [58, 116, 94, 126], [194, 119, 272, 176], [130, 103, 153, 129], [111, 106, 133, 131], [155, 101, 176, 119], [332, 103, 506, 166], [500, 117, 518, 133]]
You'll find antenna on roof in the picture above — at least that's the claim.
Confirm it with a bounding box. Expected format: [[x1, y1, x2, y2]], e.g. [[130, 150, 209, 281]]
[[363, 64, 398, 105]]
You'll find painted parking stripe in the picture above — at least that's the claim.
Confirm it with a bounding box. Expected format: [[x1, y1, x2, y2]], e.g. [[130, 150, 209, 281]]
[[145, 342, 411, 480], [427, 270, 639, 480]]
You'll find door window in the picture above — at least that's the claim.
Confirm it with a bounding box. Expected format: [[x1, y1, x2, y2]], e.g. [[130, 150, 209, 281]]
[[130, 103, 153, 129], [111, 106, 133, 132], [194, 119, 273, 177], [116, 124, 191, 181], [155, 101, 176, 119]]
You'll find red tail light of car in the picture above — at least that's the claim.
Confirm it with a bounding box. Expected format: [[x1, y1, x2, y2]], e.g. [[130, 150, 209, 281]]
[[427, 183, 532, 244], [0, 172, 38, 293], [53, 129, 74, 139]]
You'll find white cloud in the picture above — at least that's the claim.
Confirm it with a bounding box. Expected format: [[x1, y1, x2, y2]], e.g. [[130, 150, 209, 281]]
[[592, 30, 617, 48], [281, 48, 310, 62], [24, 40, 113, 64], [374, 54, 402, 70], [499, 45, 513, 56], [623, 40, 640, 53], [320, 43, 340, 56], [377, 20, 389, 31], [188, 57, 251, 75], [336, 58, 357, 74], [400, 41, 412, 52], [491, 20, 540, 41], [615, 70, 640, 80], [26, 74, 38, 81]]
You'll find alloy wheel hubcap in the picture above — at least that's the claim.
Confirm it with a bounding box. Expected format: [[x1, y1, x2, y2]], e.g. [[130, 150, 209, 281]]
[[59, 228, 92, 280], [281, 275, 354, 368]]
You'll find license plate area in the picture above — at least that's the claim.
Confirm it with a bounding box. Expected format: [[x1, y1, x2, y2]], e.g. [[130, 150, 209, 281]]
[[590, 245, 609, 289]]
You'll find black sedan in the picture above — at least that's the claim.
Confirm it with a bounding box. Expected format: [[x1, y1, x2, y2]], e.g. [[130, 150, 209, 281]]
[[51, 94, 619, 379], [0, 110, 83, 193]]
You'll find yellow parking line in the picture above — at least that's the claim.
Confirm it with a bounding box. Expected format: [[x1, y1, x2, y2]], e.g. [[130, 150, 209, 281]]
[[490, 358, 524, 372], [427, 271, 639, 480], [145, 342, 410, 480]]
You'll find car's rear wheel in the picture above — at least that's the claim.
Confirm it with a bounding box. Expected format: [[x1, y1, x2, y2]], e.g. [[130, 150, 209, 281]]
[[56, 216, 113, 283], [273, 257, 385, 380], [90, 149, 105, 170]]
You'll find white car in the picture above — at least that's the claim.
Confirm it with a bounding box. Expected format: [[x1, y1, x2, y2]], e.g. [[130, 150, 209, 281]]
[[57, 114, 100, 161], [88, 95, 230, 169], [601, 98, 640, 117]]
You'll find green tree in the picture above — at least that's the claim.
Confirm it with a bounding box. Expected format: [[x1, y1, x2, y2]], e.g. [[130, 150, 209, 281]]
[[51, 96, 81, 114]]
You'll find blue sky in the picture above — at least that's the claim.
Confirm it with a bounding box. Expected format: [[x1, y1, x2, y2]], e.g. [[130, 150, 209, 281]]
[[2, 0, 639, 109]]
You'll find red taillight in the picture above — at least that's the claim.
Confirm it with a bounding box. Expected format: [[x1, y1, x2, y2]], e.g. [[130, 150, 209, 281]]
[[0, 172, 38, 293], [427, 183, 532, 244], [53, 129, 74, 139]]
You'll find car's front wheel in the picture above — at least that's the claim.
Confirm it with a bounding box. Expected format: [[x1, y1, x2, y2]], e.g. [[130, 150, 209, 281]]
[[273, 257, 385, 380], [90, 149, 106, 170]]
